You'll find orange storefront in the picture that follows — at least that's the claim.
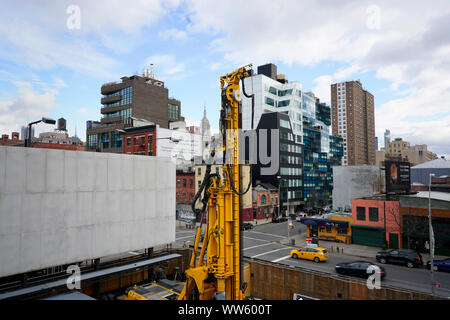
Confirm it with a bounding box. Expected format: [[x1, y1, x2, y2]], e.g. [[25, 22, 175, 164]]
[[351, 197, 402, 249]]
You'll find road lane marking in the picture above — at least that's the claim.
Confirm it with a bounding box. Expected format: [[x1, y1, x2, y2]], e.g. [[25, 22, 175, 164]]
[[272, 255, 291, 263], [244, 243, 275, 251], [251, 247, 291, 258], [247, 230, 286, 238], [176, 235, 196, 241], [243, 236, 271, 242]]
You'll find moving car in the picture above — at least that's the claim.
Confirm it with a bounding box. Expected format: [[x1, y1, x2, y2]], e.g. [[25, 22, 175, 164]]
[[290, 247, 328, 263], [241, 222, 253, 230], [426, 258, 450, 272], [272, 216, 288, 223], [335, 261, 386, 279], [376, 249, 423, 268]]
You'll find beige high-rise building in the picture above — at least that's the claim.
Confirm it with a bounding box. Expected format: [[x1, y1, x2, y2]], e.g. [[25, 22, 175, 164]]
[[331, 80, 375, 166], [375, 137, 438, 166]]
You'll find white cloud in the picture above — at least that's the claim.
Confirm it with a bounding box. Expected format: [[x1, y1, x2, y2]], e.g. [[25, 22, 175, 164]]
[[158, 28, 188, 41], [0, 0, 184, 78], [0, 82, 58, 136], [209, 62, 221, 71], [76, 108, 87, 114], [182, 0, 450, 153], [146, 54, 187, 80]]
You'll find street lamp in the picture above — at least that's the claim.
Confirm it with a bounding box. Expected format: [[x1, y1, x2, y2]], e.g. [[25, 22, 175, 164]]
[[25, 117, 56, 147], [429, 173, 436, 295], [277, 175, 281, 217]]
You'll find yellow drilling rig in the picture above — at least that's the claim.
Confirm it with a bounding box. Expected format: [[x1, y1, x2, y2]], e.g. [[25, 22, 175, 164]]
[[178, 64, 254, 300]]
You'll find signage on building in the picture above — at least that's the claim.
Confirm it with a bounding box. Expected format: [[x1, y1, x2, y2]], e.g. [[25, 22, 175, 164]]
[[385, 160, 411, 193]]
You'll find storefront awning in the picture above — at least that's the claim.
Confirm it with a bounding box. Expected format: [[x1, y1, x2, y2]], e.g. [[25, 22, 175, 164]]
[[301, 219, 318, 226], [300, 217, 348, 228]]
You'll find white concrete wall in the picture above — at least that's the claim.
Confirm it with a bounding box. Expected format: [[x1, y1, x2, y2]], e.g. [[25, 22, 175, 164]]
[[0, 146, 175, 278], [332, 165, 385, 210]]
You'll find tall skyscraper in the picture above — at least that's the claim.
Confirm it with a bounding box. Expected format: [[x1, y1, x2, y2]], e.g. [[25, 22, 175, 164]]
[[384, 129, 391, 148], [331, 80, 375, 166]]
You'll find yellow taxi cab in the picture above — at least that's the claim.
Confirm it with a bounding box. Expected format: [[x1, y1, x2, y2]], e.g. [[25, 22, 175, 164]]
[[290, 246, 328, 263]]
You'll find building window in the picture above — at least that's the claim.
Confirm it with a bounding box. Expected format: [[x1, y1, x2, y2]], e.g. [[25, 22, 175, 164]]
[[111, 131, 122, 148], [102, 87, 133, 107], [198, 168, 201, 175], [183, 178, 187, 188], [176, 179, 180, 188], [168, 103, 179, 119], [326, 226, 332, 233], [278, 100, 290, 107], [369, 207, 379, 222], [265, 96, 275, 107], [183, 193, 186, 202], [87, 134, 98, 150], [356, 207, 366, 221], [127, 137, 131, 146], [190, 179, 193, 188], [261, 195, 267, 205], [101, 132, 109, 149]]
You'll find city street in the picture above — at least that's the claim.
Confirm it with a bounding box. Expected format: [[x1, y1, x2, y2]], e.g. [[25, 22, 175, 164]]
[[175, 221, 450, 298]]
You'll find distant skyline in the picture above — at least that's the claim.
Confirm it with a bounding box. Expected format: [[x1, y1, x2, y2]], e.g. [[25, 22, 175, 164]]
[[1, 0, 449, 158]]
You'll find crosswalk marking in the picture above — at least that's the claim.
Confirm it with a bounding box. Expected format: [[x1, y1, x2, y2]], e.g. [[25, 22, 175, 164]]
[[247, 230, 286, 238], [271, 255, 291, 263], [251, 247, 291, 258], [244, 243, 275, 251]]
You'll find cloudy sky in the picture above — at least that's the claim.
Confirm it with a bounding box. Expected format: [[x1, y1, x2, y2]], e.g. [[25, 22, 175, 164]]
[[0, 0, 449, 157]]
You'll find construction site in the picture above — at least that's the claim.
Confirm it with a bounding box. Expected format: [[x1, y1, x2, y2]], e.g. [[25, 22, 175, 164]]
[[0, 65, 447, 302]]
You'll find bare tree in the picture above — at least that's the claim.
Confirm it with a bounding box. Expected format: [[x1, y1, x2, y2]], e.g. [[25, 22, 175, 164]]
[[385, 205, 427, 250]]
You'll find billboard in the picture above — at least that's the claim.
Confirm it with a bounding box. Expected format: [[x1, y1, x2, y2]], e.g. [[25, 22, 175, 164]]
[[385, 160, 411, 193]]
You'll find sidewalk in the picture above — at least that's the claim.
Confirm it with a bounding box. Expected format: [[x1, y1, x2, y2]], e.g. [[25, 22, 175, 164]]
[[280, 231, 450, 262]]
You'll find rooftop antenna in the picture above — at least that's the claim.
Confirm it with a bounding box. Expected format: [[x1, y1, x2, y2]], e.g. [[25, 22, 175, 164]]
[[149, 63, 155, 79]]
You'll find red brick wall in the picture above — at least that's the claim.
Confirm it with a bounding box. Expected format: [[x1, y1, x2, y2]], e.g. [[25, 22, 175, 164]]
[[123, 130, 156, 156], [351, 198, 401, 247], [176, 172, 195, 204], [33, 142, 86, 151]]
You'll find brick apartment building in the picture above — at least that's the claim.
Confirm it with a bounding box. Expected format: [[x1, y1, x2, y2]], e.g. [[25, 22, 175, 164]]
[[176, 169, 195, 204], [122, 125, 157, 156], [331, 80, 375, 165], [250, 183, 279, 222], [0, 132, 21, 146], [1, 131, 85, 151]]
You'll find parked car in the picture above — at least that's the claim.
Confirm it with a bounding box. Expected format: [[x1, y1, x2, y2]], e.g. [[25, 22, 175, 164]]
[[241, 222, 253, 230], [290, 247, 328, 263], [335, 261, 386, 279], [376, 249, 423, 268], [426, 258, 450, 272], [272, 215, 288, 223], [289, 213, 297, 220]]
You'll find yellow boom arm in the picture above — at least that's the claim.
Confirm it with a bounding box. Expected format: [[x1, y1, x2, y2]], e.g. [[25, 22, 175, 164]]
[[178, 65, 252, 300]]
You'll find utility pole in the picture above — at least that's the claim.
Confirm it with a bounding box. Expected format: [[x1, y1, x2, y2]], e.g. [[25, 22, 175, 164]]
[[429, 173, 435, 295]]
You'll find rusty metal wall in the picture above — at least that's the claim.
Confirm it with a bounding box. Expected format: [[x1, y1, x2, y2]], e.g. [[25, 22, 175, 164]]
[[247, 259, 442, 300]]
